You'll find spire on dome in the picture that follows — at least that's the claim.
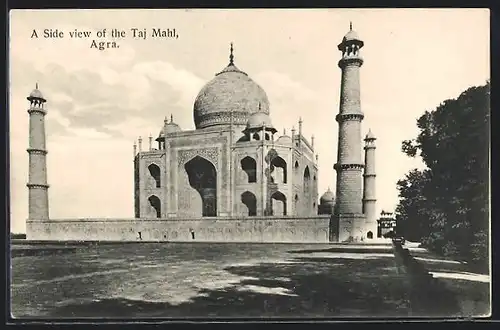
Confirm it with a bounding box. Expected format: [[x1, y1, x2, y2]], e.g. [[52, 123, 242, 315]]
[[229, 42, 234, 65], [339, 21, 364, 50], [170, 114, 174, 123], [365, 129, 376, 141], [28, 82, 46, 102]]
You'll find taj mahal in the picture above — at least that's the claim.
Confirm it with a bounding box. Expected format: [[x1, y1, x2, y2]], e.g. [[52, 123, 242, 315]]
[[25, 25, 382, 243]]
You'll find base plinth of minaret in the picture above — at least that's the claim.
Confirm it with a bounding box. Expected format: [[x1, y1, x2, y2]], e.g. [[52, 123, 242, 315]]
[[329, 213, 369, 243]]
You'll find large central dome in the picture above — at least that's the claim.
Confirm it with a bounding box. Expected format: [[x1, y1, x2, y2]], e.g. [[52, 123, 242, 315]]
[[193, 44, 270, 129]]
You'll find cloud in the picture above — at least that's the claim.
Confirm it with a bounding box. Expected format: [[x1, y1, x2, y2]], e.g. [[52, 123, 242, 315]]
[[11, 58, 205, 140]]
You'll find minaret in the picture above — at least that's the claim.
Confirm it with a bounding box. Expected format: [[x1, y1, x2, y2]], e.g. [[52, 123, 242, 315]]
[[26, 83, 50, 223], [363, 129, 377, 238], [331, 23, 366, 242], [298, 117, 303, 147]]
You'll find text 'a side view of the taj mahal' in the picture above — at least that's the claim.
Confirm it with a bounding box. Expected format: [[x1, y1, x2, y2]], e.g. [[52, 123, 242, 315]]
[[25, 24, 385, 243]]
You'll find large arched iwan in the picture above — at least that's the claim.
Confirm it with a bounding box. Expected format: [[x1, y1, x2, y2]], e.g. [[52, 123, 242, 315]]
[[148, 195, 161, 218], [184, 156, 217, 217], [148, 163, 161, 188], [241, 191, 257, 216]]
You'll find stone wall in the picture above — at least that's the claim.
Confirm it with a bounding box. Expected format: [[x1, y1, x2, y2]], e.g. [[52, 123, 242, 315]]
[[26, 216, 331, 243], [331, 213, 367, 242]]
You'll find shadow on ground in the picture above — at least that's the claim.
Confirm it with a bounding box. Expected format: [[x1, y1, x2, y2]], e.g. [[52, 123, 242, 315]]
[[14, 244, 488, 319], [288, 246, 392, 254], [47, 255, 409, 318]]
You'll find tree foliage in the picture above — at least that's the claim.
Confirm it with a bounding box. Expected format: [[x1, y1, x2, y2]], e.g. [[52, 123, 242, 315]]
[[396, 82, 490, 269]]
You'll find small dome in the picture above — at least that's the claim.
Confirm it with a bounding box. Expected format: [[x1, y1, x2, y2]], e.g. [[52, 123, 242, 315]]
[[343, 29, 361, 42], [30, 89, 44, 98], [164, 122, 181, 134], [276, 134, 292, 145], [320, 188, 335, 205], [157, 116, 182, 140], [27, 84, 46, 101], [339, 23, 364, 48], [365, 129, 376, 140], [246, 112, 273, 130]]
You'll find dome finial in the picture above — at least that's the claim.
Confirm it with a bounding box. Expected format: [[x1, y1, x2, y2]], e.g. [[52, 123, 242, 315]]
[[350, 21, 353, 31], [229, 42, 234, 65], [170, 114, 173, 123], [36, 82, 39, 89], [258, 101, 261, 111]]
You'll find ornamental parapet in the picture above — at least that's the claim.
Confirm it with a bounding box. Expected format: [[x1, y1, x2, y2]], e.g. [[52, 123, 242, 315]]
[[335, 113, 364, 122], [334, 163, 364, 171]]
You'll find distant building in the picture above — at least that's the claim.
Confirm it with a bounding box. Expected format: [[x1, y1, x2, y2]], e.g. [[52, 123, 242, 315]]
[[318, 187, 335, 215], [377, 210, 397, 238]]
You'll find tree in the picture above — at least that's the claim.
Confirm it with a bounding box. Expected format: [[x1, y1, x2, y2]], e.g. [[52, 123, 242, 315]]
[[396, 82, 490, 268]]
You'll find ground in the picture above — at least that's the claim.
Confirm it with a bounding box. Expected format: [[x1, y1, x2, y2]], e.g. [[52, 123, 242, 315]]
[[10, 242, 490, 319]]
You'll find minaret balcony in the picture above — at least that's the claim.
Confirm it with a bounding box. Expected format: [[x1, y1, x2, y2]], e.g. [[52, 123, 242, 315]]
[[334, 163, 364, 171], [335, 113, 364, 122], [27, 107, 47, 115], [338, 56, 364, 68], [27, 183, 50, 189], [26, 148, 48, 155]]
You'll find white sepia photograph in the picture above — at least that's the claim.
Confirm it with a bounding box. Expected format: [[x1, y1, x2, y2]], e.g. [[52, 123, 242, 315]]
[[9, 8, 491, 319]]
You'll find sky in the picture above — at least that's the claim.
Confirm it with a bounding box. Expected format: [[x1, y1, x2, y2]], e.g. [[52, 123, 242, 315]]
[[9, 9, 490, 233]]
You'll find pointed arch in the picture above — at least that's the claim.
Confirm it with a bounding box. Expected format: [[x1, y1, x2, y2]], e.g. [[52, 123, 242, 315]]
[[241, 191, 257, 216], [184, 156, 217, 217], [148, 195, 161, 218], [148, 163, 161, 188], [270, 191, 287, 216], [304, 166, 311, 180], [241, 156, 257, 183], [270, 156, 287, 184], [303, 165, 312, 214], [294, 194, 299, 214]]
